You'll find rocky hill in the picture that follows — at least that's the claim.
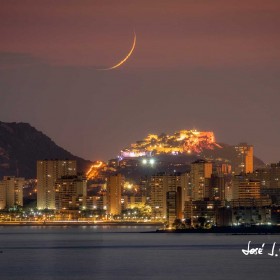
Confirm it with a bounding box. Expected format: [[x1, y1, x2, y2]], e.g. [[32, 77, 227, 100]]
[[0, 122, 92, 178]]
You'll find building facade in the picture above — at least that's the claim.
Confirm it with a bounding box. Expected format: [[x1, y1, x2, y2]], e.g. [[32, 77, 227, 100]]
[[107, 174, 124, 216], [150, 172, 187, 222], [234, 143, 254, 174], [37, 160, 77, 209], [191, 160, 213, 201], [0, 176, 24, 209], [55, 175, 87, 210]]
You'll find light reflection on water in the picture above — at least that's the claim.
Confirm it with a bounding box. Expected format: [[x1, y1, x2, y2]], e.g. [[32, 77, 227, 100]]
[[0, 226, 279, 280]]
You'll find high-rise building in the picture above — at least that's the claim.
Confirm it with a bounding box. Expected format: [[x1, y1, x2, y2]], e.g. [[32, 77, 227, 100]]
[[231, 175, 271, 207], [0, 176, 24, 209], [247, 162, 280, 188], [166, 191, 177, 225], [55, 175, 87, 210], [247, 167, 270, 187], [150, 172, 186, 222], [225, 181, 233, 201], [122, 195, 146, 210], [107, 174, 124, 216], [270, 162, 280, 188], [150, 173, 167, 219], [232, 175, 260, 200], [191, 160, 213, 201], [238, 181, 261, 200], [214, 163, 232, 175], [0, 182, 5, 209], [181, 172, 191, 202], [166, 173, 184, 224], [139, 176, 151, 198], [86, 195, 107, 211], [37, 160, 77, 209], [209, 174, 226, 201], [184, 200, 223, 225], [235, 143, 254, 174]]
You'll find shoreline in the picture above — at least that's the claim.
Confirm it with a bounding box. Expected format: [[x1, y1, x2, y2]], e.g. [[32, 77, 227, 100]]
[[2, 222, 279, 235], [0, 221, 163, 227], [156, 225, 280, 234]]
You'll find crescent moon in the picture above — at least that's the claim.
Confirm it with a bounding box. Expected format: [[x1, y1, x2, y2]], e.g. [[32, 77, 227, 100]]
[[99, 31, 136, 70]]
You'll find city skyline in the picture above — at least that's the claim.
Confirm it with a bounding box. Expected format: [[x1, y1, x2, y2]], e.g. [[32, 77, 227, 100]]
[[1, 2, 280, 279], [1, 0, 280, 163]]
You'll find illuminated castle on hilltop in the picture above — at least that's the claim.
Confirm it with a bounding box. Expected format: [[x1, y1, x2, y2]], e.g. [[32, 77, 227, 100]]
[[121, 130, 222, 158]]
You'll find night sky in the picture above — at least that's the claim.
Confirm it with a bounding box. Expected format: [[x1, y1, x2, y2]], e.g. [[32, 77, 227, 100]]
[[0, 0, 279, 163]]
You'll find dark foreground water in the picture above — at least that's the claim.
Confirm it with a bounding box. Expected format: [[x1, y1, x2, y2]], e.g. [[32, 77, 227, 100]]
[[0, 226, 280, 280]]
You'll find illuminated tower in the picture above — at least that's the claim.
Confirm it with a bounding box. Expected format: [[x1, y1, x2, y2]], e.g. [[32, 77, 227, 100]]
[[107, 174, 124, 216], [191, 160, 213, 201], [37, 160, 77, 209], [235, 143, 254, 174]]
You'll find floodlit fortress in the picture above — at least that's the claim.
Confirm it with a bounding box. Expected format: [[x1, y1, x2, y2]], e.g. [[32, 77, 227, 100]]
[[121, 130, 221, 157]]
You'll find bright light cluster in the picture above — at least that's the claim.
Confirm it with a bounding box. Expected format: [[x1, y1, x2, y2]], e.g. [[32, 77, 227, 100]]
[[121, 130, 221, 158], [142, 158, 155, 165], [86, 161, 106, 179]]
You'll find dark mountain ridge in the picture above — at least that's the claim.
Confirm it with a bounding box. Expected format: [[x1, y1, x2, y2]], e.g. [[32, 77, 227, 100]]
[[0, 121, 92, 178]]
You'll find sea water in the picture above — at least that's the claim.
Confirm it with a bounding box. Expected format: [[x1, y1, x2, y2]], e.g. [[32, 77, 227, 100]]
[[0, 226, 279, 280]]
